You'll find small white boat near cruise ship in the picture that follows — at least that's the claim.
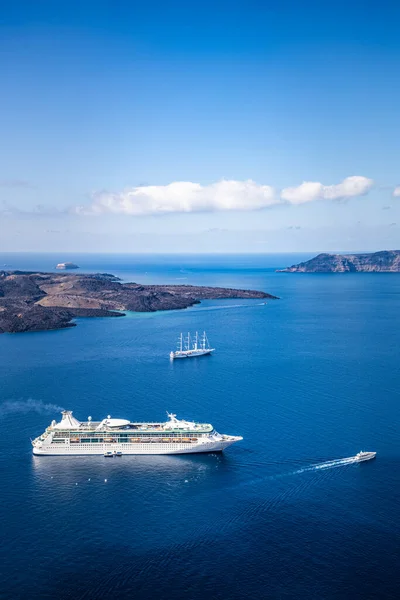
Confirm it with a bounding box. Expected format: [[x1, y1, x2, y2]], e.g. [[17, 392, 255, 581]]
[[355, 451, 376, 462], [31, 411, 242, 455], [170, 331, 214, 359]]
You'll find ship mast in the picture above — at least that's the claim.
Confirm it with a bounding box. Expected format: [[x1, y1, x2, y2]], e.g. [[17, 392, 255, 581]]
[[185, 332, 191, 351]]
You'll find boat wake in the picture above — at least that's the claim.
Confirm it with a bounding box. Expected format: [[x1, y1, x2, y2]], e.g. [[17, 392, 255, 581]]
[[289, 456, 359, 476], [235, 455, 365, 492], [193, 303, 265, 312]]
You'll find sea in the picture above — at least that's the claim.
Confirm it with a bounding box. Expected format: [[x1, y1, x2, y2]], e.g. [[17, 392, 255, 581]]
[[0, 253, 399, 600]]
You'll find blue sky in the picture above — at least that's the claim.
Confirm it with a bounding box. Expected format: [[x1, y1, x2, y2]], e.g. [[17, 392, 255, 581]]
[[0, 0, 399, 252]]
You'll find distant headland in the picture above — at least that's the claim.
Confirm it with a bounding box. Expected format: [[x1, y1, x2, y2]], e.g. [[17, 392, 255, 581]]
[[0, 271, 278, 334], [277, 250, 400, 273]]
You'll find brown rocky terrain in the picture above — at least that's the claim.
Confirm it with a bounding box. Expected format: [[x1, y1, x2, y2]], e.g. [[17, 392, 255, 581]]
[[277, 250, 400, 273], [0, 271, 277, 334]]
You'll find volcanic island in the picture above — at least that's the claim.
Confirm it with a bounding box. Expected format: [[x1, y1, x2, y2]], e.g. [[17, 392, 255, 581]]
[[0, 270, 278, 334]]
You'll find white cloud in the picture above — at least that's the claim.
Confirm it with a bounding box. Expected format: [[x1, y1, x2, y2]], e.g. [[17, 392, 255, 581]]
[[393, 186, 400, 197], [76, 180, 276, 216], [281, 176, 373, 204], [281, 181, 323, 204], [74, 175, 374, 216]]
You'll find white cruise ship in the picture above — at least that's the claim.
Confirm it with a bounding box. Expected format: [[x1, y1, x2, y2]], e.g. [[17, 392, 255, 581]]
[[170, 331, 214, 359], [32, 411, 242, 456]]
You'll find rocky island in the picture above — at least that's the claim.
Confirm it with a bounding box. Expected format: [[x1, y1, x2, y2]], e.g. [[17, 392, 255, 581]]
[[0, 271, 277, 334], [277, 250, 400, 273]]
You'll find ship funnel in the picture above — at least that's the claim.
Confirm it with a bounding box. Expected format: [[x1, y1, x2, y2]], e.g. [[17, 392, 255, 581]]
[[53, 410, 81, 430]]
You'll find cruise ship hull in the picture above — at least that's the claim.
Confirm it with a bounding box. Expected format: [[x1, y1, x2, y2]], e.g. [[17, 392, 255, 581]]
[[32, 437, 241, 456]]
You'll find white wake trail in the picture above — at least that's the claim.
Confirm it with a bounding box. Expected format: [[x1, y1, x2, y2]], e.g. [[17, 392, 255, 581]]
[[194, 303, 266, 312], [236, 455, 361, 491], [313, 457, 358, 469], [289, 456, 358, 476]]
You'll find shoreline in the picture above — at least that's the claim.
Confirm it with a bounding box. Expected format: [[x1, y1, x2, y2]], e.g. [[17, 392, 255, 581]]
[[0, 270, 278, 334]]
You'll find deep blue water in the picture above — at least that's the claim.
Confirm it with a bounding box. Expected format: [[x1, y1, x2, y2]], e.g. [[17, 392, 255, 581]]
[[0, 254, 399, 599]]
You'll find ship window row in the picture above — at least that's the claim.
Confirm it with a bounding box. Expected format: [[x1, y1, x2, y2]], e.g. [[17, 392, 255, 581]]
[[52, 440, 195, 448], [53, 432, 205, 439], [66, 438, 199, 444], [51, 443, 194, 448], [53, 436, 202, 443]]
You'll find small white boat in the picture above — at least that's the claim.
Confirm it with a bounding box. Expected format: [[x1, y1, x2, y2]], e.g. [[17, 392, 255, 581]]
[[56, 262, 79, 270], [114, 451, 122, 457], [355, 451, 376, 462], [104, 451, 114, 458], [170, 332, 214, 359]]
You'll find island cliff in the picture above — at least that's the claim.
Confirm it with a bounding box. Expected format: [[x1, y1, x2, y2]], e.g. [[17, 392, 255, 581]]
[[277, 250, 400, 273], [0, 271, 277, 334]]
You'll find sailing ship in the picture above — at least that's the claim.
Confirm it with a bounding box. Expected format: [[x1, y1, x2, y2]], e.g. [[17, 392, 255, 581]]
[[170, 331, 214, 359]]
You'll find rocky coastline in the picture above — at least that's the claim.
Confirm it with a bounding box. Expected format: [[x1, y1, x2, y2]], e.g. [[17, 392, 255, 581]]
[[0, 271, 277, 334], [277, 250, 400, 273]]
